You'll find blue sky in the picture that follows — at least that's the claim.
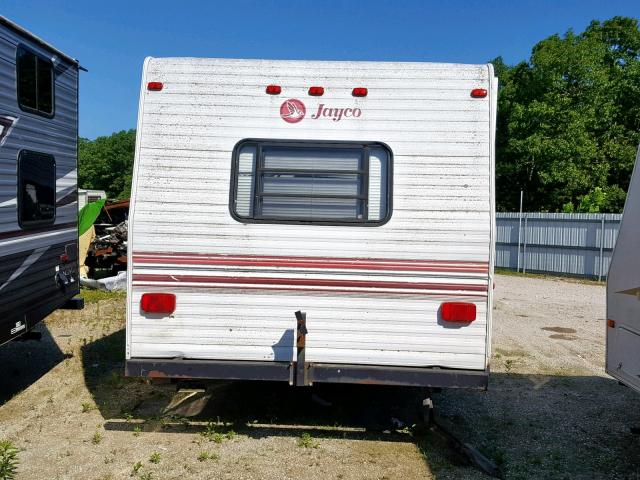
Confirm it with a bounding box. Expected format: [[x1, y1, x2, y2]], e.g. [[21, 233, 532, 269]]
[[3, 0, 639, 139]]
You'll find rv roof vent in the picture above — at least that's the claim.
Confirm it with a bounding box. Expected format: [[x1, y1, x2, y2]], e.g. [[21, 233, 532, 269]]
[[308, 86, 324, 96], [470, 88, 487, 98], [147, 82, 164, 91], [266, 85, 282, 95], [352, 88, 368, 97]]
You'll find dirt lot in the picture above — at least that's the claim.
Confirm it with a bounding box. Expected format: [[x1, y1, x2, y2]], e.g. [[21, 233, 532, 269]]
[[1, 274, 639, 480]]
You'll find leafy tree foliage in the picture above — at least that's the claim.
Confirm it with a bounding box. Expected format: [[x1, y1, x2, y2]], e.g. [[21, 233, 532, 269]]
[[78, 129, 136, 199], [493, 16, 640, 212]]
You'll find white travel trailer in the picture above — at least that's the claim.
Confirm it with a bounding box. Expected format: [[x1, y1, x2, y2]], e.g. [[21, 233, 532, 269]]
[[126, 57, 497, 388], [0, 16, 82, 346], [607, 145, 640, 394]]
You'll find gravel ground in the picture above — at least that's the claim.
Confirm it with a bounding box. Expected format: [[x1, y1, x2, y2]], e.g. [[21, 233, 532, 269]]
[[0, 275, 639, 480]]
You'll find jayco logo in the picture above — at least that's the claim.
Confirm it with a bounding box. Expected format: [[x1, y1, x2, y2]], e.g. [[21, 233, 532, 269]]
[[280, 99, 306, 123], [311, 104, 362, 122], [279, 99, 362, 123]]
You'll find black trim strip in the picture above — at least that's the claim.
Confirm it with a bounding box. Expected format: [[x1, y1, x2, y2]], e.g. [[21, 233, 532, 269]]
[[125, 358, 488, 389]]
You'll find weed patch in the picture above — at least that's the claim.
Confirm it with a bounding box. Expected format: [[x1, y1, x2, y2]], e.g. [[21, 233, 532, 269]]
[[0, 440, 20, 480]]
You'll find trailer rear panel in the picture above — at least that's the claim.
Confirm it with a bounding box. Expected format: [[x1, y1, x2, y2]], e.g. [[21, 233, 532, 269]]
[[127, 58, 496, 387]]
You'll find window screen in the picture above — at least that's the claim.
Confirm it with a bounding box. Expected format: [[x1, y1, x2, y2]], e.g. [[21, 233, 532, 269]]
[[231, 140, 392, 225], [17, 47, 54, 117], [18, 151, 56, 228]]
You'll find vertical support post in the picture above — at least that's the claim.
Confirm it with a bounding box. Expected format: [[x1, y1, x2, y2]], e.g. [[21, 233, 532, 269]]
[[522, 215, 528, 274], [517, 190, 523, 272], [598, 214, 605, 281], [294, 310, 308, 386]]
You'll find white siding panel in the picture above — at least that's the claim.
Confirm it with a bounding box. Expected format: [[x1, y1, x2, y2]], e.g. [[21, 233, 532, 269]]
[[128, 57, 495, 372]]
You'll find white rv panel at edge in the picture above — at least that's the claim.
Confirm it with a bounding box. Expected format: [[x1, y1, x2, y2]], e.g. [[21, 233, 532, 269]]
[[607, 145, 640, 393]]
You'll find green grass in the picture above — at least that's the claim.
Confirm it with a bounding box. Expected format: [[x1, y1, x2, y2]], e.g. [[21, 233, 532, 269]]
[[149, 452, 161, 464], [91, 432, 103, 445], [197, 452, 219, 462], [80, 287, 126, 304], [199, 423, 236, 443], [81, 402, 97, 413], [297, 432, 319, 449], [131, 461, 143, 476], [0, 440, 19, 480]]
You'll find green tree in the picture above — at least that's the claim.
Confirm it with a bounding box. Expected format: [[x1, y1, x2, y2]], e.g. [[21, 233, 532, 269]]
[[493, 16, 640, 213], [78, 129, 136, 199]]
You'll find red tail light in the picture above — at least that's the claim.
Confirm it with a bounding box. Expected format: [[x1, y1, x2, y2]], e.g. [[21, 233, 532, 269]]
[[147, 82, 163, 91], [441, 302, 476, 322], [141, 293, 176, 314], [308, 86, 324, 96], [266, 84, 281, 94], [352, 87, 368, 97], [470, 88, 487, 98]]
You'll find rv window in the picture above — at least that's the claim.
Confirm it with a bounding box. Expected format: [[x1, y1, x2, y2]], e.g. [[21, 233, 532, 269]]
[[18, 151, 56, 228], [231, 141, 392, 225], [16, 47, 54, 117]]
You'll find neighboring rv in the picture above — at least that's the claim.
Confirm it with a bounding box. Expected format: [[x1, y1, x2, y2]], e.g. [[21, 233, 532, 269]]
[[126, 58, 497, 388], [607, 145, 640, 394], [78, 188, 107, 209], [0, 16, 82, 346]]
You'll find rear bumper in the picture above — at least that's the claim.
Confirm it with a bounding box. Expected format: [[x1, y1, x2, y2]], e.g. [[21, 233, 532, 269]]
[[125, 358, 488, 389]]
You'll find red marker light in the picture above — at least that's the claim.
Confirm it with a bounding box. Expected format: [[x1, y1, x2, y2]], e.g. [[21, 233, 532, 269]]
[[441, 302, 476, 322], [147, 82, 163, 91], [470, 88, 487, 98], [308, 86, 324, 96], [266, 85, 281, 95], [352, 88, 368, 97], [141, 293, 176, 314]]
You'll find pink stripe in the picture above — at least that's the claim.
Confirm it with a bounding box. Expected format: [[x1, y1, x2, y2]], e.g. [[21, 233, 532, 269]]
[[132, 273, 488, 293], [132, 282, 487, 298], [133, 252, 489, 273]]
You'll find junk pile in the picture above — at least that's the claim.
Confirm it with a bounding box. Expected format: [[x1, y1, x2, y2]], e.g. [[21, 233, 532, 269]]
[[78, 199, 129, 291]]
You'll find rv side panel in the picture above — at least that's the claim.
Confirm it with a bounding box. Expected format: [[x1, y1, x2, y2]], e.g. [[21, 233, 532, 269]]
[[606, 146, 640, 393], [0, 17, 80, 345]]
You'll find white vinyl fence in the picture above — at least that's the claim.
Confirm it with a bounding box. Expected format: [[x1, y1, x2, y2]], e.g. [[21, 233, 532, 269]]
[[495, 213, 622, 280]]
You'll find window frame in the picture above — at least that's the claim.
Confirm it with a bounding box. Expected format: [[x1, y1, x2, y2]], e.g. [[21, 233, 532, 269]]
[[17, 150, 57, 229], [229, 139, 393, 227], [16, 45, 55, 118]]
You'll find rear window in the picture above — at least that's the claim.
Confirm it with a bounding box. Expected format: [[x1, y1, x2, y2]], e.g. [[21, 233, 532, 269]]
[[16, 47, 54, 117], [18, 150, 56, 228], [230, 140, 392, 225]]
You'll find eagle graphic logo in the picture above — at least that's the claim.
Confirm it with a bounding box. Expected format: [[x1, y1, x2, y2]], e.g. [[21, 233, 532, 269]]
[[0, 115, 17, 147], [280, 99, 306, 123]]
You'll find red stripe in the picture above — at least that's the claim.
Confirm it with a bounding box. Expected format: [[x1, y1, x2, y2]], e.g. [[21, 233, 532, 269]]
[[132, 273, 488, 292], [0, 222, 76, 240], [132, 282, 487, 298], [133, 253, 489, 273]]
